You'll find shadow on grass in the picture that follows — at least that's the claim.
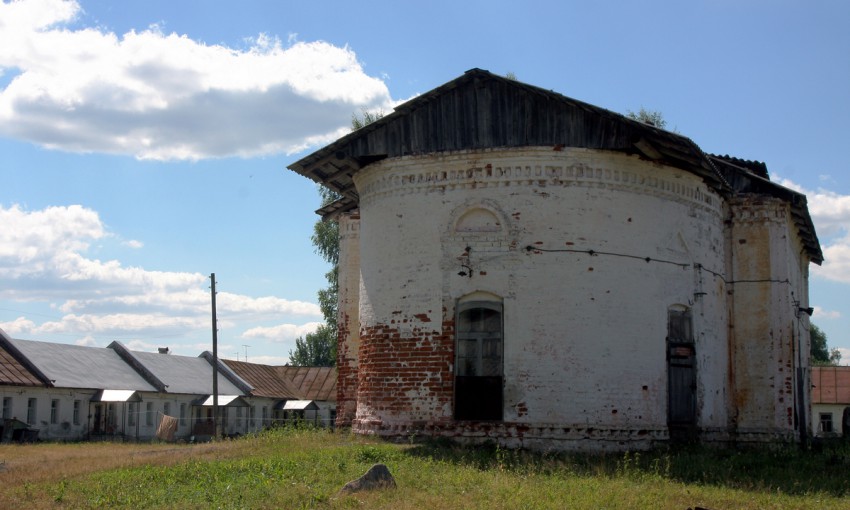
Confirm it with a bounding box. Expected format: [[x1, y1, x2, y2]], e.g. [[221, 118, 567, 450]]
[[402, 437, 850, 497]]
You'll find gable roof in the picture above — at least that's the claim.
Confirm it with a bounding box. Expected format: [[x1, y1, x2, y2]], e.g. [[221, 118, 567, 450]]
[[119, 347, 245, 395], [0, 329, 49, 387], [222, 359, 303, 399], [288, 68, 821, 264], [8, 338, 156, 391], [812, 366, 850, 405], [279, 366, 336, 402]]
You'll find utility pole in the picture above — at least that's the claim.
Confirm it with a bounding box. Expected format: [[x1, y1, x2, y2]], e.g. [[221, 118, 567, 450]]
[[210, 273, 219, 439]]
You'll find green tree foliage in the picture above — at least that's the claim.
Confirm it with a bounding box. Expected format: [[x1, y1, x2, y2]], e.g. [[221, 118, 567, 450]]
[[288, 324, 336, 367], [313, 185, 341, 334], [810, 323, 842, 366], [289, 110, 383, 366], [626, 107, 667, 130]]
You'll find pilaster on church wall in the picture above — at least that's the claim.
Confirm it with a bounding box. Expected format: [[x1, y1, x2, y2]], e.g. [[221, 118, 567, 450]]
[[336, 211, 361, 427], [727, 196, 799, 439]]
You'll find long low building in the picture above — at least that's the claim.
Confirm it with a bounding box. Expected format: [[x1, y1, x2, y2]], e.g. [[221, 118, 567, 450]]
[[0, 328, 336, 442]]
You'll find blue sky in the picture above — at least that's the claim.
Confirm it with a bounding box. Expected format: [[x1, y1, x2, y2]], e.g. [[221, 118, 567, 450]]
[[1, 0, 848, 364]]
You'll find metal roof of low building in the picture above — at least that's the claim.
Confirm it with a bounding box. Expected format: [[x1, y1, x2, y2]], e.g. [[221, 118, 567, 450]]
[[279, 366, 336, 402], [282, 399, 319, 411], [812, 366, 850, 405], [0, 330, 47, 387], [222, 359, 303, 399], [125, 348, 244, 395], [193, 395, 249, 407], [91, 389, 142, 402], [8, 338, 157, 391]]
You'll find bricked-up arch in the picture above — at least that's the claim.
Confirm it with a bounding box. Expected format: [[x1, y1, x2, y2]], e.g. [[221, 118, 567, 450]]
[[455, 297, 503, 421], [455, 207, 502, 233]]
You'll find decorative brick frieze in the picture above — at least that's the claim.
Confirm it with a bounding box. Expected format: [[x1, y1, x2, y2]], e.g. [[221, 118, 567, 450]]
[[354, 148, 722, 219]]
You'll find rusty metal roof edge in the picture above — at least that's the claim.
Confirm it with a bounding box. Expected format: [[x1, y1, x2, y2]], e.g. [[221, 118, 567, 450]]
[[0, 328, 53, 387], [199, 351, 255, 394]]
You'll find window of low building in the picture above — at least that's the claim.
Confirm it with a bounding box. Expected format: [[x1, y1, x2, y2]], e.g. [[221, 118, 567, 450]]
[[820, 412, 834, 433], [2, 397, 11, 420], [27, 398, 37, 425], [73, 400, 81, 425], [50, 399, 59, 424]]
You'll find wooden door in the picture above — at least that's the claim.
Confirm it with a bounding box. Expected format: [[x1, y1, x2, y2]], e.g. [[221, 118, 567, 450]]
[[668, 342, 696, 439]]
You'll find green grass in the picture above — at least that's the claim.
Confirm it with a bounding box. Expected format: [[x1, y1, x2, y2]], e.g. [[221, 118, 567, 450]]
[[3, 428, 849, 509]]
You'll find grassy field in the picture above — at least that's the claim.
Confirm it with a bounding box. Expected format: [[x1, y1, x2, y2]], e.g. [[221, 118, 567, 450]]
[[0, 428, 848, 509]]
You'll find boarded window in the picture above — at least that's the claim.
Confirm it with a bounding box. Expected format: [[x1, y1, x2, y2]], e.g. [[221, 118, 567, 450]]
[[455, 301, 503, 421], [73, 400, 81, 425]]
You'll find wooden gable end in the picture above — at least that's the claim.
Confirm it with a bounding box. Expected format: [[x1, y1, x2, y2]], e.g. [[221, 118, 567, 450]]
[[289, 69, 726, 204]]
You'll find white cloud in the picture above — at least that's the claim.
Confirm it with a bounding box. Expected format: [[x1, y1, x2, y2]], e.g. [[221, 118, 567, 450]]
[[74, 335, 98, 347], [777, 178, 850, 284], [0, 316, 37, 336], [0, 0, 393, 161], [34, 313, 208, 335], [0, 203, 321, 343], [0, 203, 105, 279], [123, 239, 143, 249], [813, 307, 841, 320], [241, 322, 322, 342], [217, 292, 320, 317]]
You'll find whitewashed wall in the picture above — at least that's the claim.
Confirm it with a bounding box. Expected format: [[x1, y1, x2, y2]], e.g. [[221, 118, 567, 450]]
[[1, 387, 96, 441], [350, 147, 732, 448]]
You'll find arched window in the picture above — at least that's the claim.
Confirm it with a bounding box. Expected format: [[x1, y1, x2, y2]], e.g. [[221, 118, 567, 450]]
[[455, 299, 503, 421]]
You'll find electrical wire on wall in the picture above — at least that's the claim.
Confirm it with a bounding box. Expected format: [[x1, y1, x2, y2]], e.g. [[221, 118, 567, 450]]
[[525, 245, 690, 269], [528, 244, 807, 318]]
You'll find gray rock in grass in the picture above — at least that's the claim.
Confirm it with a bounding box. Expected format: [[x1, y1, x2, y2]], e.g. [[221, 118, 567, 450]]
[[340, 463, 397, 494]]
